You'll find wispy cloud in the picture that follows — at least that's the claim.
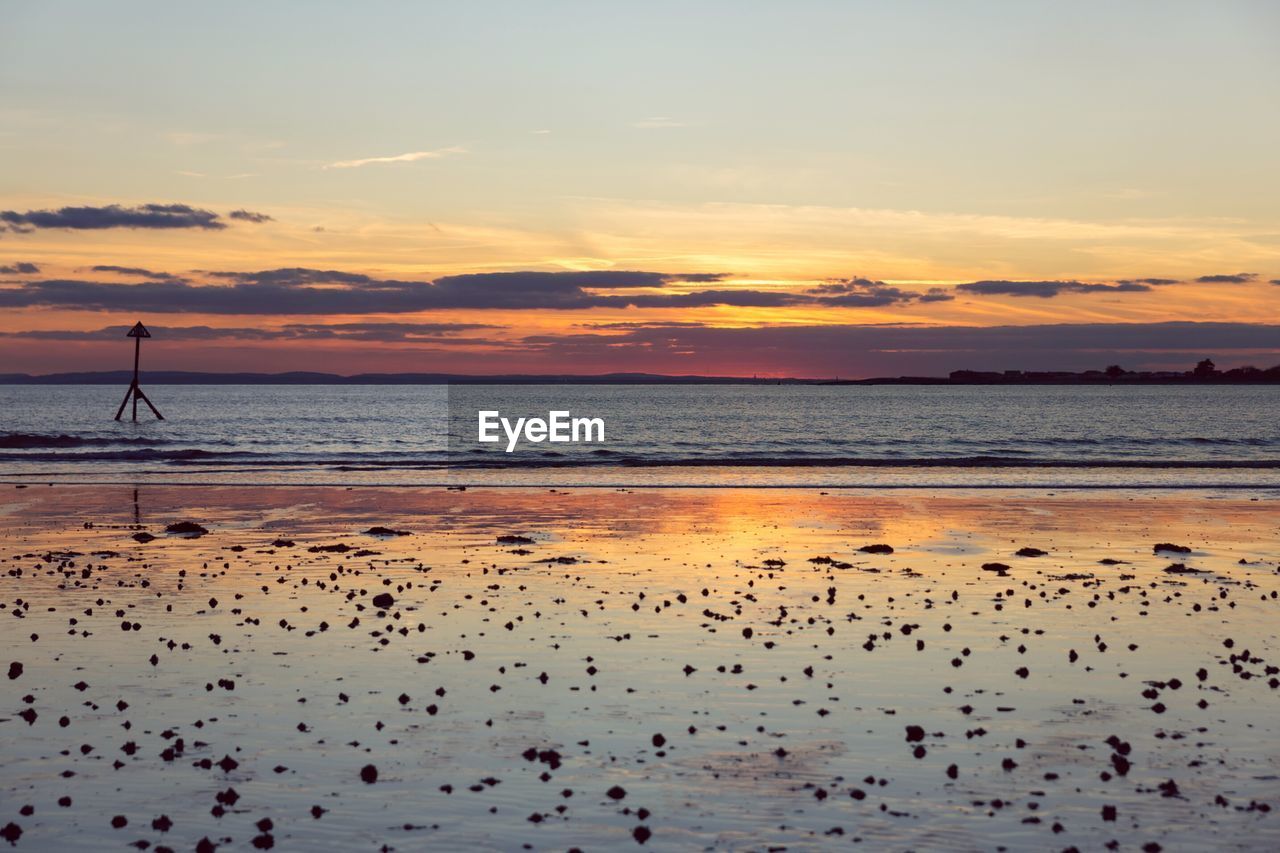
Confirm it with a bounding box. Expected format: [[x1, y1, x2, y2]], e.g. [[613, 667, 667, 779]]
[[515, 322, 1280, 376], [323, 146, 466, 170], [571, 197, 1280, 278], [89, 265, 176, 280]]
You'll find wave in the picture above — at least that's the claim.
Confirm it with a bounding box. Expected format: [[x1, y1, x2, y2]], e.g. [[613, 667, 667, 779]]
[[0, 432, 189, 449], [4, 448, 1279, 470], [8, 431, 1272, 452], [0, 448, 249, 462]]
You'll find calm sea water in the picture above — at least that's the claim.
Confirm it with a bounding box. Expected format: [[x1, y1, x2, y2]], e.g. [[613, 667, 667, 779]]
[[1, 384, 1277, 487]]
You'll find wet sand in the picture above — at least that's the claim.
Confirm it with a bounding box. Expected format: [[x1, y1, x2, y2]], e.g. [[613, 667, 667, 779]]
[[2, 485, 1278, 851]]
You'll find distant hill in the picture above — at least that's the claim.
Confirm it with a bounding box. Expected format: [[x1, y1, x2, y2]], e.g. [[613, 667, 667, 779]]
[[2, 365, 1278, 385], [0, 370, 769, 385]]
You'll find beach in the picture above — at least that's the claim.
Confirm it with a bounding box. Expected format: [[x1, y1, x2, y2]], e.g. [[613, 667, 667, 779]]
[[2, 484, 1277, 851]]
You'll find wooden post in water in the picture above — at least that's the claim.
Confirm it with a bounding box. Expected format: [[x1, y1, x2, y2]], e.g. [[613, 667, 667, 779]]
[[114, 321, 164, 421]]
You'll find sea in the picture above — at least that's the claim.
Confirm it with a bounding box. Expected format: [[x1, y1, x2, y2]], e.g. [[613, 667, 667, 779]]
[[1, 384, 1278, 488]]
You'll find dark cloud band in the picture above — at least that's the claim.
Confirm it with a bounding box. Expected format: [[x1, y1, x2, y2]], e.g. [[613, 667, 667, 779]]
[[0, 322, 495, 342], [1, 266, 1265, 314], [0, 269, 937, 314], [0, 203, 272, 232], [955, 280, 1154, 298], [1195, 273, 1257, 284]]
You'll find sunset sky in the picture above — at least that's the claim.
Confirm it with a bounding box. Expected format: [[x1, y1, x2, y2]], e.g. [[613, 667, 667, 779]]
[[2, 1, 1279, 377]]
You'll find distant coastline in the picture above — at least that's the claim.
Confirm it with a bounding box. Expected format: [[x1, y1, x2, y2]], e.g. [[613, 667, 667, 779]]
[[3, 362, 1279, 386]]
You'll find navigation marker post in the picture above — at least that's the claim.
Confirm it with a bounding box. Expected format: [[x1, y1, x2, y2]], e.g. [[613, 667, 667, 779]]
[[114, 321, 164, 422]]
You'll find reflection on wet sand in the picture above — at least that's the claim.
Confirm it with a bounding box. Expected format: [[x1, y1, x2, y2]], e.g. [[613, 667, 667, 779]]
[[1, 485, 1277, 850]]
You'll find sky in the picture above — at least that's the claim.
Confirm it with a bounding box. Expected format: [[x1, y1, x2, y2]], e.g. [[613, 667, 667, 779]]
[[2, 0, 1279, 377]]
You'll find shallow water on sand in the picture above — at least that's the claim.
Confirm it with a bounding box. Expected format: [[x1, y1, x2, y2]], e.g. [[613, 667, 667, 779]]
[[1, 486, 1278, 851]]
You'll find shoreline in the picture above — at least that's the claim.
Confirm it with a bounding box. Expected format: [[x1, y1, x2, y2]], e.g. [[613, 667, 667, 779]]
[[5, 479, 1280, 491], [6, 371, 1280, 386], [7, 481, 1280, 489]]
